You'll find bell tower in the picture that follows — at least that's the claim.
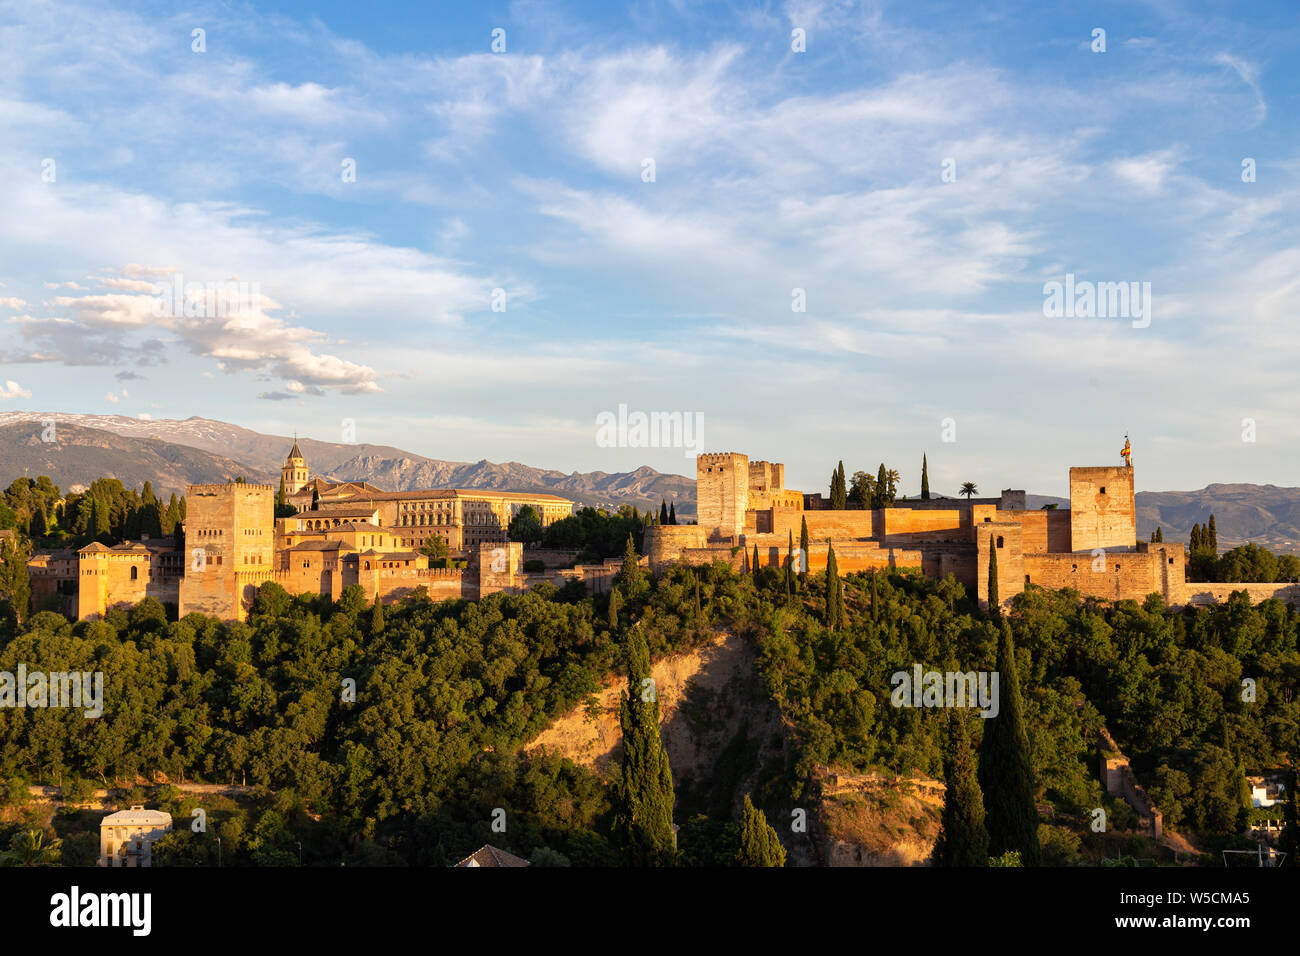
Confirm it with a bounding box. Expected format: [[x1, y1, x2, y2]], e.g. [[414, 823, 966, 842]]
[[283, 437, 308, 494]]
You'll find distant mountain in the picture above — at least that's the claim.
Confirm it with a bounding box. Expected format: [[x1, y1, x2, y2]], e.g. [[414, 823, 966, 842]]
[[1026, 491, 1300, 554], [1136, 484, 1300, 554], [0, 413, 695, 515], [4, 413, 1296, 551], [0, 421, 275, 495]]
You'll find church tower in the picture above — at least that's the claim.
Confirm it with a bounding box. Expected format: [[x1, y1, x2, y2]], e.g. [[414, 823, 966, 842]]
[[283, 439, 308, 494]]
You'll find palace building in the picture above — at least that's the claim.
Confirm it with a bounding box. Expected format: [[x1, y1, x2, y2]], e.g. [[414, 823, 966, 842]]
[[37, 442, 578, 622], [30, 436, 1296, 623]]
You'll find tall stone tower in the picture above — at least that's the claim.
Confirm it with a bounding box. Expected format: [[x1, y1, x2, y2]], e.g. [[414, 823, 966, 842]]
[[178, 482, 275, 620], [697, 452, 749, 540], [1069, 465, 1136, 552], [283, 439, 308, 494]]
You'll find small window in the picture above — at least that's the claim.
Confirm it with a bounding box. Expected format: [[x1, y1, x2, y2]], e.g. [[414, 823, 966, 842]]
[[1071, 564, 1077, 572], [1025, 575, 1030, 584], [1100, 487, 1106, 495], [996, 536, 1004, 548], [130, 566, 138, 580], [983, 516, 991, 522]]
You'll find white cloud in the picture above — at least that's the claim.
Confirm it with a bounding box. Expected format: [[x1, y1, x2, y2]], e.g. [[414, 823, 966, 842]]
[[0, 380, 31, 399]]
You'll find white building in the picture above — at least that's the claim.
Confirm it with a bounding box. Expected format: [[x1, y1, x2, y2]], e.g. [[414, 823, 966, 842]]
[[98, 806, 173, 867]]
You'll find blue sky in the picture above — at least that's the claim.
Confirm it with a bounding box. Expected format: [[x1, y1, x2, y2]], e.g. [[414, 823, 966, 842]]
[[2, 0, 1299, 498]]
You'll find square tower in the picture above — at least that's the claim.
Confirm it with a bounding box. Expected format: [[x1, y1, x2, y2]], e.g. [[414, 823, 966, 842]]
[[179, 482, 275, 619], [697, 452, 749, 540], [1069, 466, 1136, 552]]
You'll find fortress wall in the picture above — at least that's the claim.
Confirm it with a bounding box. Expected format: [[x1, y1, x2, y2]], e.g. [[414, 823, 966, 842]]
[[772, 509, 875, 540], [1009, 510, 1072, 553], [880, 509, 963, 536], [645, 525, 708, 572], [1178, 582, 1300, 607], [1023, 552, 1163, 602]]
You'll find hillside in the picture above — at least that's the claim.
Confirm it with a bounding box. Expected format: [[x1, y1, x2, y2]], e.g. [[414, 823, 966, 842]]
[[0, 422, 275, 496], [0, 413, 694, 514]]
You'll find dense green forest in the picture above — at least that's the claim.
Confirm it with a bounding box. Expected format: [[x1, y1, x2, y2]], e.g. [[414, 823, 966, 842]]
[[0, 533, 1297, 865]]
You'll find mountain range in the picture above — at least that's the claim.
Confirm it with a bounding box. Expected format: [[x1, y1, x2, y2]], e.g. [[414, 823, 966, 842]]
[[1, 412, 1297, 553], [0, 413, 695, 515]]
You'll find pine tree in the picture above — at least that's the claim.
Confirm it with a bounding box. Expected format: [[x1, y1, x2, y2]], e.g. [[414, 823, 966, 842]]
[[608, 587, 623, 633], [978, 621, 1041, 865], [799, 516, 810, 579], [921, 453, 930, 500], [615, 626, 676, 866], [668, 502, 677, 525], [940, 711, 989, 866], [660, 500, 669, 525], [736, 794, 786, 866], [370, 594, 384, 638], [825, 542, 845, 630], [1208, 514, 1218, 553], [987, 533, 999, 613]]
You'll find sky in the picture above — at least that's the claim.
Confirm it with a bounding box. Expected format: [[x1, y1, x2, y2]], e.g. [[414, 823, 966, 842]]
[[1, 0, 1299, 499]]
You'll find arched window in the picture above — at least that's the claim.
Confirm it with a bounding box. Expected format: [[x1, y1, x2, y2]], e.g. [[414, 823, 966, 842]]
[[130, 566, 138, 580]]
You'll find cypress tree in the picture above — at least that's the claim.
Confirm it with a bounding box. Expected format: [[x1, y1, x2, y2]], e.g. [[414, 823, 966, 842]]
[[370, 594, 384, 638], [875, 463, 888, 509], [736, 794, 786, 867], [91, 496, 111, 541], [1190, 523, 1201, 552], [668, 502, 676, 525], [1208, 514, 1218, 553], [0, 536, 31, 626], [825, 542, 845, 630], [940, 711, 989, 866], [30, 505, 47, 539], [830, 462, 847, 510], [660, 500, 669, 525], [310, 485, 320, 510], [1279, 764, 1299, 868], [1155, 527, 1163, 543], [277, 475, 287, 511], [692, 577, 702, 620], [921, 453, 930, 500], [799, 516, 810, 579], [752, 544, 760, 577], [978, 621, 1041, 865], [617, 533, 644, 593], [987, 533, 999, 613], [615, 626, 676, 866], [785, 530, 795, 595], [608, 587, 623, 633]]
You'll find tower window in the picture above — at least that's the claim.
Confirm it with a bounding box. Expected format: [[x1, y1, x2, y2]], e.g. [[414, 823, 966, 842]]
[[1100, 487, 1106, 495], [996, 536, 1004, 548]]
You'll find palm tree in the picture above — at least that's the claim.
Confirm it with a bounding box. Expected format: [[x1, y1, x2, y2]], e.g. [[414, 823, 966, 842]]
[[2, 829, 62, 866], [885, 469, 901, 502], [959, 482, 979, 500]]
